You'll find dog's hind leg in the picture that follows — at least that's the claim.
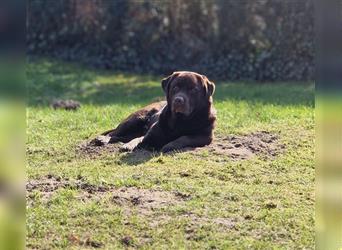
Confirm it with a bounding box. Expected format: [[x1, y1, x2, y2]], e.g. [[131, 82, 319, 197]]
[[106, 115, 147, 143], [91, 102, 165, 146], [91, 114, 147, 146]]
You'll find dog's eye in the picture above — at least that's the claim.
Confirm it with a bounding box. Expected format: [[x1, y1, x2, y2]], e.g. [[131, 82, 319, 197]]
[[173, 86, 179, 92], [191, 87, 199, 92]]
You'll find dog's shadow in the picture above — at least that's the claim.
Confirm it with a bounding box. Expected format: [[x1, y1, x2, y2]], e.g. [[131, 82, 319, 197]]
[[118, 147, 196, 166], [83, 137, 198, 166], [118, 149, 160, 166]]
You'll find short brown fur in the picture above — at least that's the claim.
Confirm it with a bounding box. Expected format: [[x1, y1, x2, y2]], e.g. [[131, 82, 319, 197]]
[[92, 71, 216, 153]]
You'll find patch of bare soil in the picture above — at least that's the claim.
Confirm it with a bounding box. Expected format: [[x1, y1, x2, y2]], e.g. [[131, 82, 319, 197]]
[[78, 131, 284, 161], [111, 187, 183, 213], [192, 131, 285, 160], [77, 140, 154, 164], [26, 175, 111, 194], [76, 141, 123, 157], [26, 175, 241, 240], [26, 175, 184, 212], [26, 175, 111, 205]]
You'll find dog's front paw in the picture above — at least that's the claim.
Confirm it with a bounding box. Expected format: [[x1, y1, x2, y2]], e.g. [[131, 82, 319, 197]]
[[119, 143, 136, 152], [119, 137, 144, 152]]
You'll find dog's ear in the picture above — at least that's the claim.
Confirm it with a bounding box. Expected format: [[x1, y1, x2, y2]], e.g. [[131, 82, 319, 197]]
[[161, 75, 171, 93], [207, 80, 215, 96], [161, 72, 178, 93], [202, 75, 215, 97]]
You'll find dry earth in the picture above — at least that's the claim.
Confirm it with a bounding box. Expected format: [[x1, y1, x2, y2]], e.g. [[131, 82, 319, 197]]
[[78, 131, 284, 161]]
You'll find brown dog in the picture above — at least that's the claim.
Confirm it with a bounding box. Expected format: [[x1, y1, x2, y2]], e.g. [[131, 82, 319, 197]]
[[92, 71, 216, 153]]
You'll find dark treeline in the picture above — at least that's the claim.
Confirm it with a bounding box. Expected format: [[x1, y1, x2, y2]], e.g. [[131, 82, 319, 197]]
[[27, 0, 314, 81]]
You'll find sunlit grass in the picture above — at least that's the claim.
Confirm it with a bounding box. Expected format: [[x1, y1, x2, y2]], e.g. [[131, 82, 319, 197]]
[[26, 58, 315, 249]]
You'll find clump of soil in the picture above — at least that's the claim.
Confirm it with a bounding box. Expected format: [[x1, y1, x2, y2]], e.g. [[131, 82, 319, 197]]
[[203, 131, 285, 160], [51, 99, 81, 110], [77, 141, 124, 158], [79, 131, 284, 160]]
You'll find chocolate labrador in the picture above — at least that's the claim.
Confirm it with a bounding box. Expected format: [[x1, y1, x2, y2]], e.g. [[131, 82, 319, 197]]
[[92, 71, 216, 153]]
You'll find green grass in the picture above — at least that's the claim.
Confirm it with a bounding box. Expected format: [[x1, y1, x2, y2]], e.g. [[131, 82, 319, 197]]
[[27, 57, 315, 249]]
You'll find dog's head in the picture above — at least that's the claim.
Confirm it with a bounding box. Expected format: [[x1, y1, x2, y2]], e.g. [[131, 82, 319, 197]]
[[161, 71, 215, 117]]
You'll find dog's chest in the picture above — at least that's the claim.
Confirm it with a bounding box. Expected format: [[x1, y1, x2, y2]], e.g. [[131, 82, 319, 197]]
[[167, 116, 207, 137]]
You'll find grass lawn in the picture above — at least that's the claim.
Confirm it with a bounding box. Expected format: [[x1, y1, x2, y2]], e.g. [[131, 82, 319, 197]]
[[26, 58, 315, 249]]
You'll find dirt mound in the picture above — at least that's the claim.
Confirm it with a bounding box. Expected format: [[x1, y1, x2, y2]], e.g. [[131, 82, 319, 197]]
[[77, 141, 124, 158], [79, 131, 284, 160], [27, 175, 242, 236], [26, 175, 184, 211], [51, 99, 81, 110], [204, 131, 284, 160]]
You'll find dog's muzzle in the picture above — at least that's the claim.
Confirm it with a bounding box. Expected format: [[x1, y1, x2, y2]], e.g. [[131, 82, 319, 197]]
[[172, 95, 189, 115]]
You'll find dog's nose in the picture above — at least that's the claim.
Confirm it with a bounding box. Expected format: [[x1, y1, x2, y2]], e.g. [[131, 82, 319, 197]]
[[174, 96, 185, 105]]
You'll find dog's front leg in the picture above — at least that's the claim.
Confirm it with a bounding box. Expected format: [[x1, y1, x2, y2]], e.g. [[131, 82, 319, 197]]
[[133, 123, 169, 151], [120, 136, 144, 152], [161, 135, 212, 153]]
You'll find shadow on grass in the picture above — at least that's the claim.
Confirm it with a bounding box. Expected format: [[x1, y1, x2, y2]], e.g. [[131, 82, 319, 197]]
[[27, 57, 163, 107], [118, 150, 159, 166], [27, 57, 315, 107]]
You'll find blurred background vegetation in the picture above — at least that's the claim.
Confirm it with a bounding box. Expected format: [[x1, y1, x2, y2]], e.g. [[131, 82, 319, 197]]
[[27, 0, 314, 81]]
